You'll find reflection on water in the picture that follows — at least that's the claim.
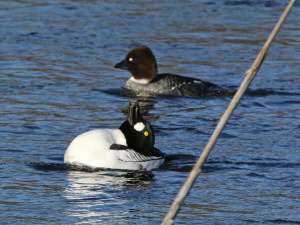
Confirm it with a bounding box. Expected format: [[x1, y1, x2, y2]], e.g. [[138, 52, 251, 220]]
[[64, 171, 156, 224]]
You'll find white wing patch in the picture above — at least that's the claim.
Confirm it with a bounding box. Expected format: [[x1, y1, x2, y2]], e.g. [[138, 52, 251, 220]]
[[171, 81, 193, 90], [119, 149, 163, 162], [134, 122, 145, 131]]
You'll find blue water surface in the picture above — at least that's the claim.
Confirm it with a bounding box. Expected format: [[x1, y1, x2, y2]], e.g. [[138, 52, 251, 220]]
[[0, 1, 299, 224]]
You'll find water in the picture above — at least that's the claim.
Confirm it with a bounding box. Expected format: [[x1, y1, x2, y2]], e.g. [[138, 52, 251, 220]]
[[1, 1, 299, 224]]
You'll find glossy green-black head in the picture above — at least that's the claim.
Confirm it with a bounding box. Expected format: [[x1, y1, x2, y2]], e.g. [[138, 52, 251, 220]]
[[119, 102, 155, 156]]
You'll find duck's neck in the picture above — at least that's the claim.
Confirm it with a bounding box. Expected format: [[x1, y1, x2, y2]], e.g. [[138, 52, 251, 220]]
[[129, 76, 152, 84]]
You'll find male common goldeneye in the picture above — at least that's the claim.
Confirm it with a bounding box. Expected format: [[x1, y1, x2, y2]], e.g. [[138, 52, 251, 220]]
[[113, 46, 218, 97], [64, 102, 164, 171]]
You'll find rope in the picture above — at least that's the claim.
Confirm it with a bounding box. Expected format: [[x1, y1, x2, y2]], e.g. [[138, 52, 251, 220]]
[[161, 1, 296, 224]]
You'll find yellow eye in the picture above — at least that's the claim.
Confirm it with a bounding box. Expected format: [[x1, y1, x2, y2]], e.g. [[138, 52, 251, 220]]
[[144, 131, 149, 136]]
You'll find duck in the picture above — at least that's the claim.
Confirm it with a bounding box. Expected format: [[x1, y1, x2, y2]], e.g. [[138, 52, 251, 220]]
[[113, 46, 219, 97], [64, 102, 164, 171]]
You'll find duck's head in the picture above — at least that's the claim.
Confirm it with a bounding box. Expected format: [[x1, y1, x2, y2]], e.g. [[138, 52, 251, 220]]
[[119, 102, 155, 155], [113, 46, 158, 84]]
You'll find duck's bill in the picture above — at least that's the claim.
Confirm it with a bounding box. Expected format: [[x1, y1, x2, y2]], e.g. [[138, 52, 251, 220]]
[[113, 59, 127, 70], [128, 102, 144, 126]]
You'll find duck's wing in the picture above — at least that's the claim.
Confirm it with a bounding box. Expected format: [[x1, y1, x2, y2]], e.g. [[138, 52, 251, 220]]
[[110, 144, 164, 162], [110, 144, 128, 150], [154, 73, 216, 88], [119, 149, 164, 162], [150, 73, 217, 97]]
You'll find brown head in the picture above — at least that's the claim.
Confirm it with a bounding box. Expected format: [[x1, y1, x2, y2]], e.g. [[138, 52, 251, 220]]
[[113, 46, 158, 83]]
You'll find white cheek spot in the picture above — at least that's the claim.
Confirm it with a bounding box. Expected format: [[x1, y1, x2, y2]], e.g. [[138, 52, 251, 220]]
[[134, 122, 145, 131], [129, 57, 133, 62]]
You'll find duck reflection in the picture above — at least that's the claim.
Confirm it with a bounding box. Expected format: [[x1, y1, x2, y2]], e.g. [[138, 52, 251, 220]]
[[100, 87, 160, 115], [64, 170, 155, 222], [65, 169, 155, 198]]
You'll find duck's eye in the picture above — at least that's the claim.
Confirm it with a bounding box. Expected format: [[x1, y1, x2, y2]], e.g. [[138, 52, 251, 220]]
[[129, 57, 133, 62], [144, 131, 149, 136]]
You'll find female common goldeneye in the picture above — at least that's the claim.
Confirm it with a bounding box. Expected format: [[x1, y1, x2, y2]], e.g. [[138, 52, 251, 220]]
[[64, 102, 164, 171], [113, 46, 218, 97]]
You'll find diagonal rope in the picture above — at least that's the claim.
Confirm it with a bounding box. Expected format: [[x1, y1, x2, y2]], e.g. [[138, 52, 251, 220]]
[[161, 1, 296, 224]]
